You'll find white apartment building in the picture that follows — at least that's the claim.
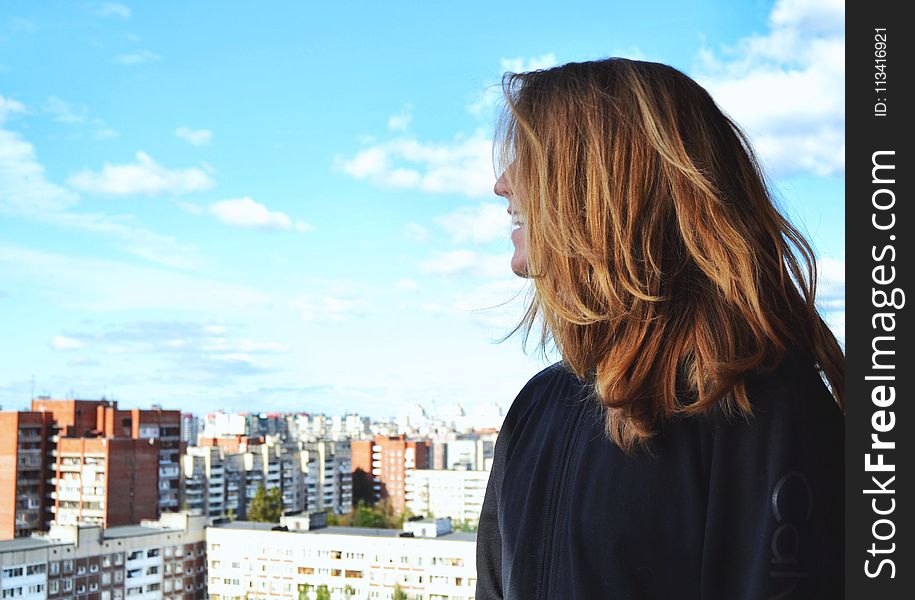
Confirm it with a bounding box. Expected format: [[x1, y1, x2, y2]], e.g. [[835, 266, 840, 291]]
[[0, 512, 207, 600], [300, 441, 352, 515], [442, 440, 494, 472], [180, 438, 352, 521], [405, 470, 489, 527], [207, 519, 477, 600], [182, 446, 240, 519]]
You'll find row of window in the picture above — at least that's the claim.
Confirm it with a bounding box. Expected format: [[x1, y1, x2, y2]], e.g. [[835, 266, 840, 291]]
[[2, 563, 45, 578]]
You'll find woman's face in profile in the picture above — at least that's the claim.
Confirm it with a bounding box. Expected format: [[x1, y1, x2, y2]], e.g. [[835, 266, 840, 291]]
[[495, 170, 528, 277]]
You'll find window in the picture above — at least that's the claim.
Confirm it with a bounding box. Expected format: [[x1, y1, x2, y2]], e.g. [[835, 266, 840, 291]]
[[128, 550, 143, 561], [76, 584, 86, 594], [89, 582, 99, 592], [26, 564, 46, 575], [2, 567, 22, 578], [76, 565, 86, 575], [114, 553, 124, 566], [89, 563, 99, 573], [63, 579, 73, 592], [146, 566, 158, 575], [63, 560, 73, 573], [50, 561, 60, 575], [49, 581, 59, 594], [102, 555, 111, 567], [147, 548, 160, 557]]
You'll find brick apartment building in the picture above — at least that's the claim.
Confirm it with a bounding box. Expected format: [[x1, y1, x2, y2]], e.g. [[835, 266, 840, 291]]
[[351, 435, 429, 513], [32, 399, 183, 515], [0, 412, 57, 540], [0, 399, 183, 540], [51, 437, 159, 529]]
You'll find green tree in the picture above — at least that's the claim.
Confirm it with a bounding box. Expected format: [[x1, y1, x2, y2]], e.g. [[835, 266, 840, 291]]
[[344, 584, 356, 599], [315, 584, 331, 600], [392, 583, 408, 600], [353, 499, 387, 528], [248, 485, 283, 523]]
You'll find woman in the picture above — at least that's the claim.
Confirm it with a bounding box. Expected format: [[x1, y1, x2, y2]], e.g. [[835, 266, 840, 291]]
[[476, 58, 844, 599]]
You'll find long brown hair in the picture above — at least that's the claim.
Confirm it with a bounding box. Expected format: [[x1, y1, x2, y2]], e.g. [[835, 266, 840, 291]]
[[497, 58, 844, 452]]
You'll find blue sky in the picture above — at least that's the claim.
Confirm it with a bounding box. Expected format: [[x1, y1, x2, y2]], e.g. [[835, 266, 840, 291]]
[[0, 0, 844, 417]]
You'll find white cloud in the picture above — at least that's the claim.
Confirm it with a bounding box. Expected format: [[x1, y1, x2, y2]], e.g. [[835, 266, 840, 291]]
[[418, 278, 530, 330], [44, 96, 87, 124], [420, 250, 512, 279], [52, 335, 85, 351], [404, 222, 429, 242], [0, 243, 270, 313], [337, 130, 494, 198], [208, 197, 312, 232], [0, 95, 25, 121], [10, 18, 37, 33], [291, 295, 370, 322], [693, 0, 844, 177], [113, 50, 161, 65], [499, 53, 558, 75], [68, 151, 214, 196], [94, 128, 119, 140], [437, 202, 509, 244], [175, 126, 213, 146], [1, 102, 195, 268], [96, 3, 131, 18], [1, 97, 80, 214], [397, 278, 419, 291], [388, 106, 412, 132], [202, 339, 289, 353], [816, 256, 844, 311], [468, 53, 559, 118]]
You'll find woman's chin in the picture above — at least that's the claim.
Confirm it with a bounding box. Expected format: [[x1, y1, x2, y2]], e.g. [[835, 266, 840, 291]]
[[511, 256, 529, 278]]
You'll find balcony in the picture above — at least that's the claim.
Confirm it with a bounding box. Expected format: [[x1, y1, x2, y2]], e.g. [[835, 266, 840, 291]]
[[159, 464, 180, 478]]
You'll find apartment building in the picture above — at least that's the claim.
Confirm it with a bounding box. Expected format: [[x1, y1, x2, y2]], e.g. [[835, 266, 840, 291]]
[[207, 518, 476, 600], [51, 437, 159, 529], [30, 398, 183, 516], [0, 412, 57, 540], [0, 512, 207, 600], [351, 436, 429, 514], [300, 440, 352, 515], [180, 438, 352, 520], [181, 446, 239, 519], [442, 439, 494, 472], [405, 470, 489, 528]]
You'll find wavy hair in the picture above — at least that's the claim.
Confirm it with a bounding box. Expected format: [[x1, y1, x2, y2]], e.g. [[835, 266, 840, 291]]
[[497, 58, 845, 453]]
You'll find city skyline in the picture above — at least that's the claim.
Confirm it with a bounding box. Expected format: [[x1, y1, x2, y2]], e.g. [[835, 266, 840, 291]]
[[0, 0, 845, 417]]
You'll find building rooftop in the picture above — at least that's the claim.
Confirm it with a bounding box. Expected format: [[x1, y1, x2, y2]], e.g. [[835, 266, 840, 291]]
[[104, 525, 174, 539], [0, 536, 63, 552], [212, 521, 476, 542]]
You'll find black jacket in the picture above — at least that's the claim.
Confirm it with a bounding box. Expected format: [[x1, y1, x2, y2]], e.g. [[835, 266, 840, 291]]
[[475, 351, 844, 599]]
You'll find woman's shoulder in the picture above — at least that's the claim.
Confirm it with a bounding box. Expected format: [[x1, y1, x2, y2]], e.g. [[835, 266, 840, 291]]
[[500, 362, 587, 437], [739, 347, 844, 424]]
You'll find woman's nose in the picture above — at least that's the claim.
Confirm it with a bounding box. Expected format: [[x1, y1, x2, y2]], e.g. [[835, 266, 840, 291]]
[[494, 172, 510, 200]]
